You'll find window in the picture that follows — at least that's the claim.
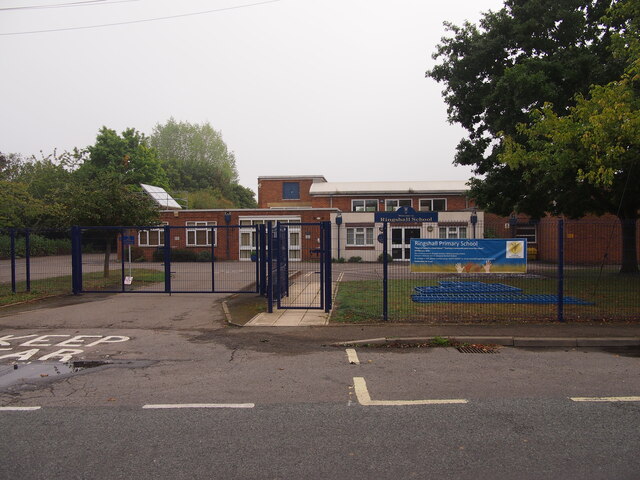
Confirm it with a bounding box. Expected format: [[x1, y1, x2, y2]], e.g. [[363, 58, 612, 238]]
[[385, 199, 412, 211], [238, 217, 301, 260], [138, 224, 166, 246], [419, 198, 446, 212], [346, 227, 374, 246], [282, 182, 300, 200], [439, 226, 467, 239], [351, 199, 378, 212], [516, 225, 537, 243], [186, 221, 217, 246]]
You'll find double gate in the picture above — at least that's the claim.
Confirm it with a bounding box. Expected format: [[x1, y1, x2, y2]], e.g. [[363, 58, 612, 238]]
[[71, 223, 332, 312]]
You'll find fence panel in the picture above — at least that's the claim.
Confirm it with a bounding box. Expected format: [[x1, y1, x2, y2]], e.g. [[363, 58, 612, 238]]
[[0, 228, 73, 299]]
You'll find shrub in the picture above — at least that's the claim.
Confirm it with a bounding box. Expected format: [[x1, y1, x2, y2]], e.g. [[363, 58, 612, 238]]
[[347, 256, 362, 263], [332, 257, 346, 263], [196, 250, 214, 262], [377, 253, 393, 263], [0, 234, 71, 259]]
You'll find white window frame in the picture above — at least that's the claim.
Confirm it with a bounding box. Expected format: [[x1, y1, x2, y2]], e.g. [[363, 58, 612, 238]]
[[385, 199, 412, 212], [346, 226, 374, 246], [351, 199, 378, 212], [186, 221, 217, 247], [238, 216, 301, 261], [419, 198, 447, 212], [138, 223, 167, 247], [439, 226, 467, 239]]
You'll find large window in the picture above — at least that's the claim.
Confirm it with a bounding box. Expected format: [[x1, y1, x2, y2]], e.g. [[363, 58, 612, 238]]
[[186, 221, 217, 246], [138, 224, 166, 247], [282, 182, 300, 200], [351, 199, 378, 212], [346, 226, 374, 246], [419, 198, 446, 212], [516, 225, 537, 243], [238, 217, 301, 260], [439, 226, 467, 239], [385, 199, 412, 211]]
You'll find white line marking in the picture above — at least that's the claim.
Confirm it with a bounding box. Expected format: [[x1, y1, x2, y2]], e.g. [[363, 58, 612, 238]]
[[570, 396, 640, 403], [346, 348, 360, 365], [142, 403, 255, 409], [0, 406, 41, 411], [353, 377, 468, 406]]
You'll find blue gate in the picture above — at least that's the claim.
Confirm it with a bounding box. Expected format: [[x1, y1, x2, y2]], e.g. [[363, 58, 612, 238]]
[[266, 222, 332, 312], [73, 225, 261, 294]]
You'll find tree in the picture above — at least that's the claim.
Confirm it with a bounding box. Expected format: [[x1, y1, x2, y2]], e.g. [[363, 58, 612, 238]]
[[81, 127, 169, 188], [62, 171, 161, 277], [499, 0, 640, 273], [149, 118, 239, 192], [426, 0, 626, 218], [72, 127, 167, 276]]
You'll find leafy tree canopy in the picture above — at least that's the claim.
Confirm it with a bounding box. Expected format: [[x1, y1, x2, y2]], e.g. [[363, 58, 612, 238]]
[[149, 118, 238, 192], [81, 127, 169, 189], [427, 0, 627, 217]]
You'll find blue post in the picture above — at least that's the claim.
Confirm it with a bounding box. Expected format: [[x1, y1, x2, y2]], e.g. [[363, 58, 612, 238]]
[[25, 229, 31, 292], [164, 225, 171, 294], [254, 225, 260, 293], [120, 229, 126, 292], [383, 222, 388, 321], [323, 221, 332, 313], [211, 227, 216, 293], [259, 224, 267, 296], [10, 228, 16, 294], [71, 226, 82, 294], [267, 222, 273, 313], [558, 219, 564, 322]]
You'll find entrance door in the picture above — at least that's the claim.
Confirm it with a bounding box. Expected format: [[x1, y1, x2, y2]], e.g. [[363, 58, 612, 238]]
[[391, 227, 421, 261]]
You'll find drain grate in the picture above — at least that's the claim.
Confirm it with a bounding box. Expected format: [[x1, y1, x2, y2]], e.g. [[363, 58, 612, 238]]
[[457, 346, 499, 354]]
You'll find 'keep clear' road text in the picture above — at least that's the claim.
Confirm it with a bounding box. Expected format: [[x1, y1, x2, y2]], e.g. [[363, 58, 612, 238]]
[[0, 334, 130, 362]]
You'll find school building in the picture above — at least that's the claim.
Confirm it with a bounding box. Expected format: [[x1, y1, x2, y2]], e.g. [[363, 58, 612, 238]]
[[136, 175, 636, 265]]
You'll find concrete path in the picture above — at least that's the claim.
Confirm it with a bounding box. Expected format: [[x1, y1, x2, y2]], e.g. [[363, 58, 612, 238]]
[[246, 278, 337, 327]]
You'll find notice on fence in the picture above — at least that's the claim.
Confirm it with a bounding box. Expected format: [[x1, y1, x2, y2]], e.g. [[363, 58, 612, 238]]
[[410, 238, 527, 273]]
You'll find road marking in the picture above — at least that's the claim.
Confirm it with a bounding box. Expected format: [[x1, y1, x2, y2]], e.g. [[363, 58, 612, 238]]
[[0, 406, 41, 411], [142, 403, 255, 409], [346, 348, 360, 365], [353, 377, 468, 406], [570, 396, 640, 403]]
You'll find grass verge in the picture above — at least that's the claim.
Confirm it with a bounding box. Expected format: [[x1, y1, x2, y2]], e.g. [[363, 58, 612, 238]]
[[0, 268, 165, 307]]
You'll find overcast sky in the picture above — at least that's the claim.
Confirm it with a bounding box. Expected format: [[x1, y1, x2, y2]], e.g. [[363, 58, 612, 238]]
[[0, 0, 504, 194]]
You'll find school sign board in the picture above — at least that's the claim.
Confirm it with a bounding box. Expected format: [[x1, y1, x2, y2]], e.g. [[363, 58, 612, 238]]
[[410, 238, 527, 273]]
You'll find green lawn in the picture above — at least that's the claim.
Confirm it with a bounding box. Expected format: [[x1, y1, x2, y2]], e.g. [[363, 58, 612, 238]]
[[332, 273, 640, 323], [0, 269, 165, 306]]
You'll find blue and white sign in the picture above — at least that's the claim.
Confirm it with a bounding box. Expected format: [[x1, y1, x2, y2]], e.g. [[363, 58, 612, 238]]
[[375, 206, 438, 223], [410, 238, 527, 273]]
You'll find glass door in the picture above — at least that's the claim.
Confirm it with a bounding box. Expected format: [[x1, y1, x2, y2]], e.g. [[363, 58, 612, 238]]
[[391, 227, 421, 260]]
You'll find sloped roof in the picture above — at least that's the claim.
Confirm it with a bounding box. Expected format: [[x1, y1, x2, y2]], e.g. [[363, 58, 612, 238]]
[[141, 184, 182, 209], [309, 180, 469, 195]]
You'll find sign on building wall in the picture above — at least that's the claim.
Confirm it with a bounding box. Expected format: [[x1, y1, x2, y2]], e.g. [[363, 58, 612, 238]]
[[375, 206, 438, 223], [410, 238, 527, 273]]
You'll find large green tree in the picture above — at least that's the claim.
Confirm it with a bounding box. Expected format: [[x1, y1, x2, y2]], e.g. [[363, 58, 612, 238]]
[[149, 119, 253, 206], [81, 127, 169, 188], [427, 0, 626, 218], [499, 0, 640, 273]]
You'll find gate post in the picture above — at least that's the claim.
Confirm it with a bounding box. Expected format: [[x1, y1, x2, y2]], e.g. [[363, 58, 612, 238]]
[[164, 225, 172, 294], [10, 228, 16, 293], [382, 222, 388, 321], [259, 224, 267, 296], [267, 222, 273, 313], [323, 221, 332, 313], [25, 229, 31, 292], [557, 218, 564, 322], [71, 226, 82, 295]]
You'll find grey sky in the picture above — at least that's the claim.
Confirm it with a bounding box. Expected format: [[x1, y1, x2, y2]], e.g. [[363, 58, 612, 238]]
[[0, 0, 504, 195]]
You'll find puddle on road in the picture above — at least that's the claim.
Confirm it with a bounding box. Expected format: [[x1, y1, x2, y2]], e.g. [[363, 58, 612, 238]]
[[0, 360, 111, 389]]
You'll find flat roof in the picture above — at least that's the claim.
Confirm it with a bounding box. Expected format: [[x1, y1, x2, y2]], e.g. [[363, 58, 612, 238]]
[[258, 175, 327, 182], [309, 180, 469, 195]]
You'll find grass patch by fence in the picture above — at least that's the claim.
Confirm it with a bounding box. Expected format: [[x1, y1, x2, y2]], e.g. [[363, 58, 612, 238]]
[[0, 268, 165, 306], [331, 272, 640, 323]]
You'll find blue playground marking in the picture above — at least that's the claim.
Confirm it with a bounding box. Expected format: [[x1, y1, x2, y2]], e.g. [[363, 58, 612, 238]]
[[414, 282, 521, 294], [411, 281, 594, 305]]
